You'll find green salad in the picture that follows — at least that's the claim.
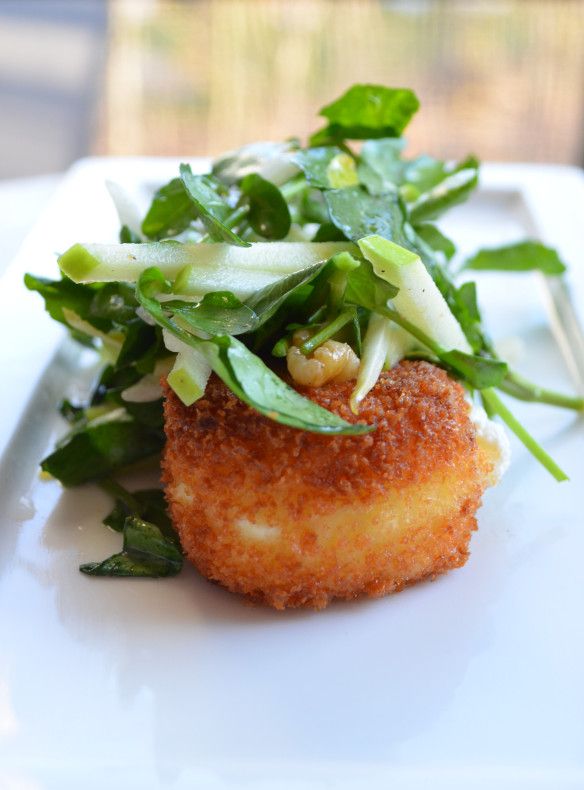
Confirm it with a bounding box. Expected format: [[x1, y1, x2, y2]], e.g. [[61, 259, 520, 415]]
[[26, 83, 583, 578]]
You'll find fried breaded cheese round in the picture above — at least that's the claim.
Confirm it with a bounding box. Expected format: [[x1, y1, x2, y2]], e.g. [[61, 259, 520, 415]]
[[162, 361, 502, 609]]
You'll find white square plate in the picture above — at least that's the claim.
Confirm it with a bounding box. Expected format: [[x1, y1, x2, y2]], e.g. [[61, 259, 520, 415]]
[[1, 159, 583, 790]]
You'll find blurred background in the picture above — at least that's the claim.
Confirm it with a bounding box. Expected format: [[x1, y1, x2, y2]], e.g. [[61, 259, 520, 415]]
[[1, 0, 583, 266]]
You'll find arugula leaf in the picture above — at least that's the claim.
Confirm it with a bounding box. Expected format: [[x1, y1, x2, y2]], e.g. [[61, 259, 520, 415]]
[[239, 173, 291, 239], [464, 241, 566, 275], [179, 164, 250, 246], [141, 178, 197, 240], [41, 421, 164, 487], [136, 267, 372, 435], [81, 516, 182, 578], [324, 187, 409, 244], [310, 84, 419, 145], [408, 158, 479, 223], [414, 223, 456, 261]]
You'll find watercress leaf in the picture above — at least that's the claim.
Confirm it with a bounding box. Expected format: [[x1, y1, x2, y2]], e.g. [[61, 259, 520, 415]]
[[141, 178, 198, 240], [409, 158, 479, 223], [115, 320, 160, 372], [243, 261, 328, 328], [310, 84, 420, 144], [456, 281, 480, 322], [239, 173, 291, 239], [218, 335, 373, 435], [80, 553, 171, 577], [90, 282, 137, 324], [414, 223, 456, 261], [403, 155, 449, 193], [123, 516, 182, 570], [171, 291, 258, 335], [41, 421, 164, 486], [81, 516, 182, 578], [345, 259, 398, 310], [103, 488, 172, 536], [24, 274, 96, 328], [441, 350, 508, 389], [299, 189, 330, 224], [179, 163, 250, 246], [324, 187, 409, 244], [358, 138, 406, 194], [294, 147, 355, 189], [122, 399, 164, 429], [464, 241, 566, 275], [312, 222, 347, 242]]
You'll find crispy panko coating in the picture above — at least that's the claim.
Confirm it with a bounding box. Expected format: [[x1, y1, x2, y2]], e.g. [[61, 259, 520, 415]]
[[162, 361, 498, 609]]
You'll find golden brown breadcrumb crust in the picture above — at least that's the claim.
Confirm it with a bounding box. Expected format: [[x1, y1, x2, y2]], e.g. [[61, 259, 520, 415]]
[[162, 361, 493, 609]]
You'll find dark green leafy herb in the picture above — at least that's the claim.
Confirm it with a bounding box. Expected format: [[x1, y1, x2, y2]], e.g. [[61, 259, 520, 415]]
[[243, 261, 328, 328], [464, 241, 567, 275], [312, 222, 347, 242], [80, 516, 182, 578], [294, 146, 346, 188], [408, 157, 479, 223], [171, 291, 258, 336], [41, 421, 164, 487], [101, 484, 172, 535], [310, 84, 419, 145], [179, 163, 250, 246], [358, 138, 405, 195], [239, 173, 291, 239], [344, 258, 398, 309], [24, 274, 99, 331], [414, 223, 456, 261], [324, 187, 409, 244], [440, 350, 508, 389], [141, 177, 197, 240]]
